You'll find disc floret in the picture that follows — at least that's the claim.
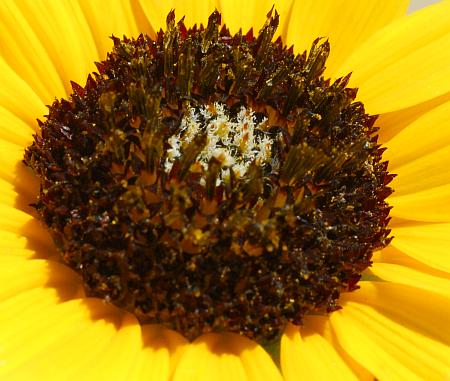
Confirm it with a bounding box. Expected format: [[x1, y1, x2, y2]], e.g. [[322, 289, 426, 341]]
[[165, 102, 277, 182]]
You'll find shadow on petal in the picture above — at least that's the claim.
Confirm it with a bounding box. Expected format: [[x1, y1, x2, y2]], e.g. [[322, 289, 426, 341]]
[[10, 160, 57, 258]]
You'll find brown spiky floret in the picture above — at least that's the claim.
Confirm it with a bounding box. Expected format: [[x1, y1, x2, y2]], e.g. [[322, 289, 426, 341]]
[[24, 10, 393, 342]]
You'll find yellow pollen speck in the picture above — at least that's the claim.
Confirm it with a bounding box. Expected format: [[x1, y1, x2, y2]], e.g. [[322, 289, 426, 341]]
[[193, 229, 203, 241]]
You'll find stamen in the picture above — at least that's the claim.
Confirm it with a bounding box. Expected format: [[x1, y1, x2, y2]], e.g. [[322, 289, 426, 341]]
[[165, 102, 277, 182]]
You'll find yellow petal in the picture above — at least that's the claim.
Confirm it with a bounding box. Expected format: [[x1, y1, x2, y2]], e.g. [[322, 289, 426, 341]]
[[70, 313, 142, 381], [373, 245, 450, 280], [338, 1, 450, 114], [376, 91, 450, 145], [172, 332, 283, 381], [389, 183, 450, 223], [0, 56, 46, 128], [0, 298, 133, 380], [0, 258, 82, 302], [0, 231, 53, 261], [390, 144, 450, 196], [0, 225, 55, 261], [0, 205, 33, 233], [342, 281, 450, 346], [0, 209, 55, 260], [12, 0, 99, 96], [331, 283, 450, 381], [281, 320, 358, 381], [136, 0, 173, 35], [0, 287, 69, 328], [0, 181, 56, 261], [286, 0, 409, 76], [0, 1, 66, 102], [78, 0, 148, 59], [219, 0, 292, 38], [390, 222, 450, 273], [138, 0, 218, 35], [174, 0, 219, 28], [370, 262, 450, 297], [0, 230, 30, 250], [0, 203, 53, 247], [0, 106, 34, 146], [0, 139, 26, 183], [0, 178, 38, 218], [0, 156, 56, 258], [0, 179, 19, 208], [127, 325, 188, 381], [4, 317, 116, 381], [0, 229, 39, 260], [385, 99, 450, 169], [0, 139, 41, 202]]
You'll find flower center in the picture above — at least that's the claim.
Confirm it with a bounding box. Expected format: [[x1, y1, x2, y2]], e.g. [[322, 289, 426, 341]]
[[24, 9, 393, 342], [165, 102, 276, 181]]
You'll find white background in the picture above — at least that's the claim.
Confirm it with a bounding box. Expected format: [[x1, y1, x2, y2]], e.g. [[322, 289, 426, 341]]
[[408, 0, 441, 12]]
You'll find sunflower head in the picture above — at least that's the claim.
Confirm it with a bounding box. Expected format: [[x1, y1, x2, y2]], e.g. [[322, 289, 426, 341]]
[[24, 9, 392, 342]]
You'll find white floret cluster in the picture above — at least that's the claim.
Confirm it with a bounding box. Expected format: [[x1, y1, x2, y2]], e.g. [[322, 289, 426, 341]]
[[165, 103, 276, 184]]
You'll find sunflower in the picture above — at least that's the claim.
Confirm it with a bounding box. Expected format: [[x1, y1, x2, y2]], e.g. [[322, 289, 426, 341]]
[[1, 0, 450, 380]]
